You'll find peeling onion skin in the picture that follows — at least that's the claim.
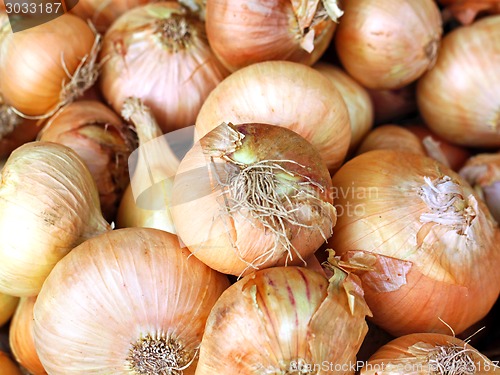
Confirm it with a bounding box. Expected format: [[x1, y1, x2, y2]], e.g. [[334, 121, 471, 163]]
[[99, 2, 229, 133], [329, 150, 500, 336], [195, 61, 351, 172], [205, 0, 337, 72], [171, 123, 336, 276], [335, 0, 442, 90], [417, 15, 500, 148], [195, 267, 371, 375], [33, 228, 230, 375]]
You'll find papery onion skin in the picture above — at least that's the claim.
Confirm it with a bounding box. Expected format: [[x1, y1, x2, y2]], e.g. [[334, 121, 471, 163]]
[[315, 63, 374, 152], [195, 61, 351, 172], [205, 0, 338, 72], [33, 228, 230, 375], [0, 292, 18, 327], [195, 266, 371, 375], [361, 333, 499, 375], [0, 142, 111, 297], [335, 0, 442, 89], [329, 150, 500, 336], [171, 123, 336, 276], [0, 351, 22, 375], [10, 297, 47, 375], [355, 124, 426, 156], [417, 15, 500, 148], [100, 2, 228, 133], [39, 100, 135, 222], [71, 0, 156, 32], [0, 13, 99, 117]]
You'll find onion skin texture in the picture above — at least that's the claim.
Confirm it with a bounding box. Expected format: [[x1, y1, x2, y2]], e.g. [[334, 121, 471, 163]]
[[417, 15, 500, 148], [329, 150, 500, 336], [33, 228, 230, 375], [0, 292, 18, 327], [0, 351, 22, 375], [0, 142, 111, 297], [39, 100, 135, 222], [315, 63, 374, 152], [100, 2, 228, 133], [335, 0, 442, 89], [205, 0, 337, 72], [10, 297, 47, 375], [171, 123, 336, 276], [0, 14, 97, 117], [195, 61, 351, 171], [195, 267, 371, 375], [361, 333, 499, 375], [355, 124, 426, 156]]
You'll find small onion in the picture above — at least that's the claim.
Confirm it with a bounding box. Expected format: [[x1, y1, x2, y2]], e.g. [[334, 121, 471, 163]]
[[195, 61, 351, 171], [0, 351, 22, 375], [460, 152, 500, 224], [204, 0, 343, 72], [315, 63, 374, 151], [0, 13, 100, 118], [38, 100, 136, 222], [33, 228, 230, 375], [417, 15, 500, 148], [335, 0, 442, 89], [196, 266, 371, 375], [0, 142, 111, 296], [71, 0, 156, 32], [10, 297, 47, 375], [329, 150, 500, 336], [99, 2, 228, 133], [355, 124, 426, 156], [361, 333, 499, 375], [0, 292, 18, 327], [171, 122, 336, 276]]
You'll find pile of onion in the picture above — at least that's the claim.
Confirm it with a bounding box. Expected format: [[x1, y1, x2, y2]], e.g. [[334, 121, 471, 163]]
[[204, 0, 343, 72], [335, 0, 442, 89], [171, 122, 336, 276], [196, 265, 371, 374], [195, 61, 351, 172], [33, 228, 229, 374], [417, 15, 500, 148], [329, 149, 500, 336], [99, 2, 228, 133]]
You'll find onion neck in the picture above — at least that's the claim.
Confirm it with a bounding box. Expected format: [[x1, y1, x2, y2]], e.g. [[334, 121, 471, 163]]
[[418, 176, 476, 236], [155, 14, 195, 52], [127, 332, 196, 375], [424, 36, 440, 69]]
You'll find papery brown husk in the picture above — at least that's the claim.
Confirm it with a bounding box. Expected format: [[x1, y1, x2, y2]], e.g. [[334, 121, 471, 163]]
[[329, 150, 500, 336], [39, 100, 136, 222], [195, 266, 371, 375]]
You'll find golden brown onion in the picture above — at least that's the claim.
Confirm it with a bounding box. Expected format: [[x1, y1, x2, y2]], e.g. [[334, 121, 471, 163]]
[[355, 125, 426, 156]]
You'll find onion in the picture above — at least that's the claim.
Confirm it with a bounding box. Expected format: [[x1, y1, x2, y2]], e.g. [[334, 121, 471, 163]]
[[195, 61, 351, 171], [361, 333, 499, 374], [0, 13, 100, 118], [367, 85, 418, 125], [99, 2, 228, 133], [33, 227, 230, 374], [355, 124, 426, 156], [329, 149, 500, 336], [406, 124, 471, 171], [0, 351, 22, 375], [439, 0, 500, 25], [196, 265, 371, 374], [0, 142, 111, 296], [38, 100, 135, 222], [417, 15, 500, 148], [315, 63, 374, 152], [0, 292, 18, 327], [460, 152, 500, 224], [171, 122, 336, 276], [10, 297, 47, 375], [335, 0, 442, 89], [71, 0, 156, 32], [204, 0, 343, 72]]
